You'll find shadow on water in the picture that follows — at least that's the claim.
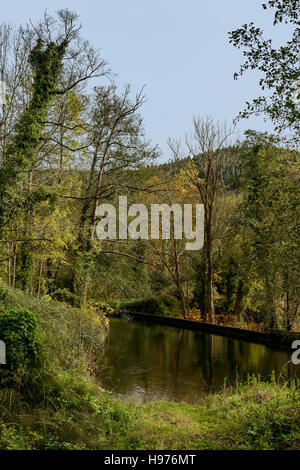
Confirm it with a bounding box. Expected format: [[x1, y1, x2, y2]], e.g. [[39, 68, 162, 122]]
[[97, 318, 299, 404]]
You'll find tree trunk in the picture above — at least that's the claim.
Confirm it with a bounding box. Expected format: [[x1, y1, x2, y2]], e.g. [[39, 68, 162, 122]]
[[234, 279, 244, 317], [205, 209, 215, 323], [173, 238, 187, 319]]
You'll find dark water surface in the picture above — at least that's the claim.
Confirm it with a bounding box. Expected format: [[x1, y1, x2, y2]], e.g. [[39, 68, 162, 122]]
[[97, 318, 299, 403]]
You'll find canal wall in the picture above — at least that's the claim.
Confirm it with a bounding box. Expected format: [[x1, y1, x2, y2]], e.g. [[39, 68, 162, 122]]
[[121, 312, 300, 350]]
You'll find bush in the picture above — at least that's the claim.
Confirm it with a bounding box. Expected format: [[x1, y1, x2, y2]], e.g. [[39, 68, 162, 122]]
[[0, 308, 41, 382], [160, 294, 178, 309], [0, 285, 8, 303], [123, 297, 167, 316], [98, 303, 116, 317], [51, 288, 80, 307], [122, 294, 183, 317]]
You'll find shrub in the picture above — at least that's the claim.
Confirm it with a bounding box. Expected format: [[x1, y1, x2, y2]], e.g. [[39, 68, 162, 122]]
[[98, 303, 116, 317], [160, 294, 180, 310], [123, 297, 167, 316], [0, 285, 8, 303], [51, 288, 80, 307], [0, 308, 41, 382]]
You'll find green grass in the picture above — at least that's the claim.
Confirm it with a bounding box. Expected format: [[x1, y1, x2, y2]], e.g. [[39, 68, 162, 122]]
[[0, 378, 299, 450], [0, 284, 299, 450]]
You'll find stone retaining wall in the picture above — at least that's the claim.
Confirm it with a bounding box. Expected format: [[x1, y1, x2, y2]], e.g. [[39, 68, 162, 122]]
[[123, 312, 300, 350]]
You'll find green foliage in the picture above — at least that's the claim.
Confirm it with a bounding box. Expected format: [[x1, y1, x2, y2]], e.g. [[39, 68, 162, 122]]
[[52, 288, 81, 307], [0, 39, 68, 228], [123, 297, 167, 316], [0, 6, 298, 452], [0, 369, 298, 449], [98, 303, 116, 317], [0, 308, 41, 381], [0, 285, 8, 303], [244, 380, 300, 449], [0, 283, 108, 376], [229, 0, 300, 137], [121, 295, 182, 317], [236, 132, 300, 328], [0, 284, 298, 451]]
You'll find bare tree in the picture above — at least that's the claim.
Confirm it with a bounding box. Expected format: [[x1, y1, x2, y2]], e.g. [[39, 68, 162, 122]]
[[0, 9, 110, 166], [80, 84, 157, 246], [169, 117, 234, 322]]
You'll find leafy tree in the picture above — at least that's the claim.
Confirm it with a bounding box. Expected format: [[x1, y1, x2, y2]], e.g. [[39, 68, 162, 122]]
[[229, 0, 300, 138], [0, 38, 68, 228], [238, 131, 299, 329]]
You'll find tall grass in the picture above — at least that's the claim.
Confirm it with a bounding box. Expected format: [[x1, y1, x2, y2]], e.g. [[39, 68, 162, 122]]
[[0, 284, 299, 450]]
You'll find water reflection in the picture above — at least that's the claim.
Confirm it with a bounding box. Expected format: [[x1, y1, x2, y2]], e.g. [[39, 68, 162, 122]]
[[97, 318, 299, 403]]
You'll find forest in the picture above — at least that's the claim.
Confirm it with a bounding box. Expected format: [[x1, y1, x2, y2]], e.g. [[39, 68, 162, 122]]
[[0, 1, 299, 452]]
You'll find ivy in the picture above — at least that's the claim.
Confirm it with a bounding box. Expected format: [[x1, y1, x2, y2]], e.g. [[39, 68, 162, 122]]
[[0, 308, 41, 382], [0, 39, 68, 228]]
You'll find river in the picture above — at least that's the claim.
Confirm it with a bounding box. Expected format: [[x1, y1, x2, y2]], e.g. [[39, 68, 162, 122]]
[[97, 318, 299, 403]]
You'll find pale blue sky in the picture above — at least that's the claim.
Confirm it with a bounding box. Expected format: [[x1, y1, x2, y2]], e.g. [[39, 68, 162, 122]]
[[1, 1, 291, 160]]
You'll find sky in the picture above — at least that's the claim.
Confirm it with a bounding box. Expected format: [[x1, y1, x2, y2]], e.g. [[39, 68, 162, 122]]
[[0, 1, 292, 161]]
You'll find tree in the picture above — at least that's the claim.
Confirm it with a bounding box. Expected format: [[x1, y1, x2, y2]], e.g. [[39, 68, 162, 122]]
[[146, 173, 194, 319], [229, 0, 300, 138], [169, 118, 234, 322], [238, 131, 300, 329], [0, 10, 110, 291], [80, 84, 156, 246], [0, 38, 68, 228], [70, 84, 158, 305], [0, 9, 109, 229]]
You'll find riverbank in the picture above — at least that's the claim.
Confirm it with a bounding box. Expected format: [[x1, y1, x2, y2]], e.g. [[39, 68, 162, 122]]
[[120, 312, 300, 350], [0, 286, 299, 450], [0, 372, 299, 450]]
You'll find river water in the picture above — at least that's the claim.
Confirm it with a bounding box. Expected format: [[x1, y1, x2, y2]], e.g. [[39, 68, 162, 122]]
[[97, 318, 299, 403]]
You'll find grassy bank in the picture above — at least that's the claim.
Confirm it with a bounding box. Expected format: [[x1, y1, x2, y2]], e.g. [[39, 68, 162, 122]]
[[0, 286, 299, 450]]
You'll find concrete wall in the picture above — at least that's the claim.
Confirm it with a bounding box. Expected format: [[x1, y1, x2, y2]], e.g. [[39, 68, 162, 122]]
[[123, 312, 300, 350]]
